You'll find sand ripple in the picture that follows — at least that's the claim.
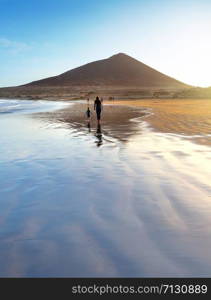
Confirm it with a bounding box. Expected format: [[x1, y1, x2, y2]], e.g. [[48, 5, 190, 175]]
[[0, 100, 211, 276]]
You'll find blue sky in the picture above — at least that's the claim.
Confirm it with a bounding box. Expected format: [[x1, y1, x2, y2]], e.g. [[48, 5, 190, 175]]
[[0, 0, 211, 87]]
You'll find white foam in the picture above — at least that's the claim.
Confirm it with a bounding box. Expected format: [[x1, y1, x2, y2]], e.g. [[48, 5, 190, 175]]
[[0, 99, 71, 114]]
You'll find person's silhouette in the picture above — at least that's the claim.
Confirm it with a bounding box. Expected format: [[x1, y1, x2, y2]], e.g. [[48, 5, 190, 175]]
[[94, 96, 102, 124]]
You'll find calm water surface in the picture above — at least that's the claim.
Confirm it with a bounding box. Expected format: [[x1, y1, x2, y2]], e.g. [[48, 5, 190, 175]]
[[0, 99, 211, 277]]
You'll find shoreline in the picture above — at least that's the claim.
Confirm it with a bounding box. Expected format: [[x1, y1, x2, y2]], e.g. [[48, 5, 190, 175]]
[[108, 99, 211, 147], [1, 95, 211, 101], [34, 101, 147, 144], [6, 97, 209, 147], [2, 97, 210, 147]]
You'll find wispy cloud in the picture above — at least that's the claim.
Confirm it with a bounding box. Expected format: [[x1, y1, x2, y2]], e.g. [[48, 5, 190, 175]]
[[0, 38, 31, 53]]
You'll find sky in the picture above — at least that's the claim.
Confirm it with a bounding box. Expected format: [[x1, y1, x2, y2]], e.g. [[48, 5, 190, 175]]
[[0, 0, 211, 87]]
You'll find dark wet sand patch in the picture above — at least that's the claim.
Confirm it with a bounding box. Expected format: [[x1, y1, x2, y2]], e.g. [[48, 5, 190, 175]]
[[34, 102, 147, 143]]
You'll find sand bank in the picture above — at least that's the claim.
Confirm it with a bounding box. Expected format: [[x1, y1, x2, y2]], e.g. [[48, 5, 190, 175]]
[[110, 99, 211, 146]]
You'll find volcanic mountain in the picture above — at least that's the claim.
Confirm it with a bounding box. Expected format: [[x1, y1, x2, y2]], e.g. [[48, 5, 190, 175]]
[[0, 53, 191, 100], [25, 53, 188, 89]]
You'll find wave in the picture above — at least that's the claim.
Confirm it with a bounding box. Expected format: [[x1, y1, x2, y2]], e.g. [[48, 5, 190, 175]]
[[0, 99, 71, 115]]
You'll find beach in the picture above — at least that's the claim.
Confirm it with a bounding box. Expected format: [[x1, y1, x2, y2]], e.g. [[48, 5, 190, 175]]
[[112, 99, 211, 146], [0, 98, 211, 277]]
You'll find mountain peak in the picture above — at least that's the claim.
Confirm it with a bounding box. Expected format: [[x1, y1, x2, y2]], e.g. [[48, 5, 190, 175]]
[[109, 52, 130, 59], [24, 53, 189, 89]]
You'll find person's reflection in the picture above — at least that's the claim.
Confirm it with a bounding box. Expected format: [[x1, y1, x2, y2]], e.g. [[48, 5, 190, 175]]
[[95, 123, 103, 147], [87, 120, 91, 132]]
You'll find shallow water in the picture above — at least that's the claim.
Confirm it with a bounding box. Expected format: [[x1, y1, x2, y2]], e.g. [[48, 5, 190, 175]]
[[0, 99, 211, 277]]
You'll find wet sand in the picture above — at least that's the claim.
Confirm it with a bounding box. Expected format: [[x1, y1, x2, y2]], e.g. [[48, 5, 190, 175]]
[[0, 99, 211, 277], [111, 99, 211, 146], [35, 102, 146, 142]]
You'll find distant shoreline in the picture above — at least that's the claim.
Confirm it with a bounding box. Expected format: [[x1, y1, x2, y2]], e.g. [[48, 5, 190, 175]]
[[30, 97, 211, 147], [0, 84, 211, 101]]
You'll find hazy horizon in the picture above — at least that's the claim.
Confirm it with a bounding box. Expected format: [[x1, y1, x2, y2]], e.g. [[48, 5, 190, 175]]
[[1, 0, 211, 88]]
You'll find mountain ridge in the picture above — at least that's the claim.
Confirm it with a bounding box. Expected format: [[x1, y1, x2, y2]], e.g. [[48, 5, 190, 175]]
[[0, 53, 196, 100], [23, 52, 189, 89]]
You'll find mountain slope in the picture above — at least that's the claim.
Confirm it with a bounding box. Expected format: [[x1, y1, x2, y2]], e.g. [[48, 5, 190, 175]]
[[25, 53, 189, 89]]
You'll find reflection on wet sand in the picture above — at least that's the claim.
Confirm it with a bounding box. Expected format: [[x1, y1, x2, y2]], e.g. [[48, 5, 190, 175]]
[[35, 102, 146, 144], [87, 121, 91, 132], [1, 100, 211, 277], [112, 99, 211, 146], [95, 123, 103, 147], [86, 120, 103, 147]]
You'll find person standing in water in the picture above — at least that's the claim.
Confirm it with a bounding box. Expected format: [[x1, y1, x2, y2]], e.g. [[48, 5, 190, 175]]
[[94, 96, 102, 123]]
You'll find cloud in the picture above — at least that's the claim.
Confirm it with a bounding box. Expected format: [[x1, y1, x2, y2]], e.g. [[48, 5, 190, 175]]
[[0, 38, 31, 53]]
